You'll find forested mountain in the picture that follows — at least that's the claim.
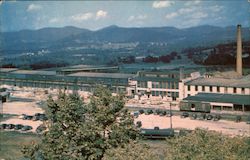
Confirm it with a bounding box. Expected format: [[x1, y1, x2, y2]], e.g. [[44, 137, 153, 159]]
[[1, 25, 249, 52]]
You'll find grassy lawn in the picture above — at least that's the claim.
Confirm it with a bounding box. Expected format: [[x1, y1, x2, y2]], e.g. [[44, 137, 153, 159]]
[[0, 131, 40, 160]]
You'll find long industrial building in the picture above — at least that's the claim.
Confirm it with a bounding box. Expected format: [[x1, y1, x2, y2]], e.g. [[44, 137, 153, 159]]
[[0, 67, 133, 93]]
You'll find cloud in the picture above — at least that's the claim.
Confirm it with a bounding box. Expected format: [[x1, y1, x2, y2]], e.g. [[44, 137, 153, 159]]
[[165, 12, 178, 19], [96, 10, 108, 20], [152, 1, 174, 9], [128, 15, 147, 21], [210, 5, 224, 12], [185, 0, 201, 6], [27, 4, 42, 12], [192, 12, 208, 19], [49, 18, 60, 23], [165, 7, 195, 20], [71, 12, 93, 22], [178, 8, 195, 14]]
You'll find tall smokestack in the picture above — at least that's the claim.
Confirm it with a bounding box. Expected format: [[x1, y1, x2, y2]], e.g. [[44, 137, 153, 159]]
[[236, 24, 242, 76]]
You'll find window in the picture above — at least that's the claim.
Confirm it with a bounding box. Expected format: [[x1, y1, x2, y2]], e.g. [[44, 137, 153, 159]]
[[138, 81, 147, 88], [233, 87, 237, 93], [209, 86, 213, 92], [155, 91, 159, 96], [172, 82, 175, 89], [152, 91, 156, 96], [217, 86, 220, 92], [191, 104, 195, 108], [242, 88, 245, 94], [168, 82, 171, 89], [195, 85, 198, 91], [202, 86, 205, 91], [188, 85, 191, 91], [152, 82, 159, 88]]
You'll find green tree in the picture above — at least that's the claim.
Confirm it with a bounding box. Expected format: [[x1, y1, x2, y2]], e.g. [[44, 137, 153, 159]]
[[103, 141, 159, 160], [22, 87, 138, 160], [164, 128, 250, 160]]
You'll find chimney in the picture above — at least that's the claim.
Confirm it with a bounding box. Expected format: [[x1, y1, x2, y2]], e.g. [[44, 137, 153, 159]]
[[236, 24, 242, 76]]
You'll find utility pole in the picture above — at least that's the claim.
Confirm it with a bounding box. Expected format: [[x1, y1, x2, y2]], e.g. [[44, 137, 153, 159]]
[[170, 102, 172, 129]]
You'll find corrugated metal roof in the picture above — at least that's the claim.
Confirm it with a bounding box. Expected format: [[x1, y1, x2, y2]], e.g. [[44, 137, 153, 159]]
[[0, 68, 18, 73], [11, 70, 57, 76], [133, 76, 179, 82], [185, 76, 250, 88], [61, 66, 118, 72], [67, 72, 135, 79], [183, 93, 250, 105]]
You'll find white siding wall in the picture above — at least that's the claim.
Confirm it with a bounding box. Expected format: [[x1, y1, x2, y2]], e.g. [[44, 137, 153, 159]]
[[245, 88, 250, 94], [181, 82, 250, 100], [205, 86, 210, 92], [236, 88, 241, 94], [212, 86, 217, 93], [198, 86, 202, 92], [220, 87, 225, 93], [147, 81, 152, 89], [227, 87, 234, 94]]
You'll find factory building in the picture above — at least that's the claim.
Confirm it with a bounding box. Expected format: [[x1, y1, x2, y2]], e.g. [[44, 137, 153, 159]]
[[127, 70, 193, 101], [0, 68, 134, 93], [179, 24, 250, 112]]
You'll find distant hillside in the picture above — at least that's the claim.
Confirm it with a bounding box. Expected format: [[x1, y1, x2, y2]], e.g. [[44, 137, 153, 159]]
[[1, 25, 250, 52], [187, 41, 250, 66]]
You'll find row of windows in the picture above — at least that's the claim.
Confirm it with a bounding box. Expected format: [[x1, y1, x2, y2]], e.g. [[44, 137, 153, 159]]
[[187, 85, 246, 94], [151, 91, 179, 98], [144, 73, 178, 79], [137, 81, 147, 88], [152, 81, 178, 89]]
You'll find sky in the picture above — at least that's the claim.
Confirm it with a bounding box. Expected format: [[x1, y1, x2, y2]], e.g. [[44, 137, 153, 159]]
[[0, 0, 249, 32]]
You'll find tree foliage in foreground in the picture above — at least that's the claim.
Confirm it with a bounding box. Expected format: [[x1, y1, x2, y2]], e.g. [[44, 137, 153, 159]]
[[164, 129, 250, 160], [103, 141, 159, 160], [22, 87, 138, 160]]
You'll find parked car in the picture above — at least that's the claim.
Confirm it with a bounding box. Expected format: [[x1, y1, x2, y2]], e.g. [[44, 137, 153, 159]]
[[133, 111, 139, 118], [181, 112, 189, 118], [21, 125, 33, 131], [23, 115, 33, 120], [0, 123, 7, 129], [14, 124, 24, 130], [39, 114, 48, 121], [6, 124, 15, 129], [33, 115, 40, 121], [159, 110, 166, 116], [197, 113, 206, 120], [213, 114, 221, 121], [235, 115, 241, 123], [206, 114, 213, 120], [138, 109, 144, 114], [145, 109, 153, 115], [190, 113, 197, 120], [154, 109, 162, 115]]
